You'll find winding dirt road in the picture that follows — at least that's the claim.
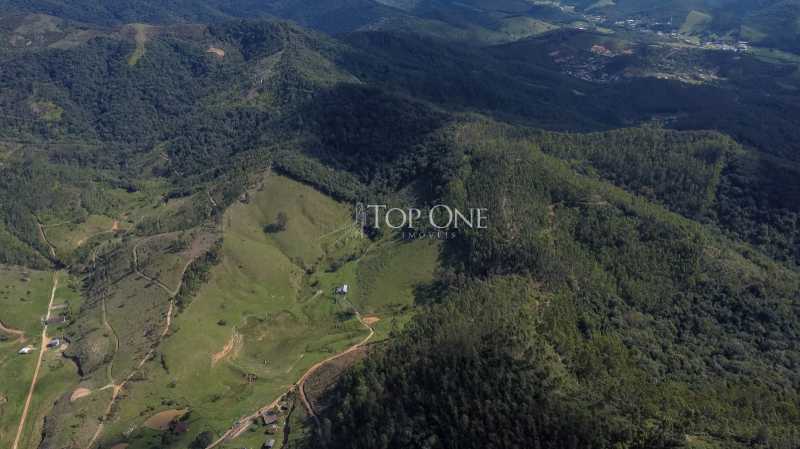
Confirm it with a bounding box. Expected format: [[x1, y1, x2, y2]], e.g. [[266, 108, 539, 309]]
[[0, 320, 25, 343], [84, 300, 174, 449], [132, 235, 195, 297], [11, 273, 59, 449], [84, 232, 200, 448], [297, 310, 374, 426], [204, 310, 375, 449]]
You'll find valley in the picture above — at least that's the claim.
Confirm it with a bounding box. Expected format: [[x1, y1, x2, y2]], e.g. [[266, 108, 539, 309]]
[[27, 174, 439, 449], [0, 1, 798, 448]]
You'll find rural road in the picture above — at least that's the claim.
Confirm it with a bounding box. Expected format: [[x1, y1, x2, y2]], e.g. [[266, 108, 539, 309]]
[[297, 310, 374, 426], [0, 320, 25, 342], [204, 309, 375, 449], [85, 232, 196, 448], [84, 300, 174, 449], [12, 273, 59, 449], [36, 221, 57, 259], [132, 234, 197, 297]]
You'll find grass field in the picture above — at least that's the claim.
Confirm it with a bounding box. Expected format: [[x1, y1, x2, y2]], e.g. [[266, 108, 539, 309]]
[[680, 10, 713, 35], [0, 269, 82, 449], [42, 215, 117, 258], [64, 174, 442, 448], [88, 175, 364, 449]]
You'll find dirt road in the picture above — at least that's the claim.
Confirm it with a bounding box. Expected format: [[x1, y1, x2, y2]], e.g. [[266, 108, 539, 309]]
[[297, 310, 374, 426], [12, 273, 58, 449], [36, 221, 57, 259], [0, 320, 25, 343], [204, 310, 375, 449], [132, 235, 196, 297], [84, 232, 209, 448], [84, 300, 174, 449]]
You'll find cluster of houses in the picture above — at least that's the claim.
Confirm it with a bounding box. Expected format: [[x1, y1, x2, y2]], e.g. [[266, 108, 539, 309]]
[[18, 337, 61, 354], [260, 409, 279, 448], [17, 313, 69, 355]]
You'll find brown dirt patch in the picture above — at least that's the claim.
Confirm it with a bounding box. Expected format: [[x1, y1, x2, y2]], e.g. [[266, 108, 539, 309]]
[[110, 444, 129, 449], [70, 387, 92, 402], [143, 409, 188, 431], [207, 47, 225, 58], [211, 329, 241, 367], [303, 347, 368, 415], [362, 315, 381, 326]]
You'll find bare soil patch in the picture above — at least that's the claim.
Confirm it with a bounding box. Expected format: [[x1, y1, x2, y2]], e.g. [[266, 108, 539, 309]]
[[143, 408, 188, 431], [303, 347, 368, 415], [362, 315, 381, 326], [211, 329, 241, 367], [207, 47, 225, 58], [70, 387, 91, 402]]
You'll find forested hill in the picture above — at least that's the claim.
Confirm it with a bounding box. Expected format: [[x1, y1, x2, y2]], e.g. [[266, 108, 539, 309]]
[[0, 11, 799, 449], [318, 121, 800, 449], [2, 0, 405, 32]]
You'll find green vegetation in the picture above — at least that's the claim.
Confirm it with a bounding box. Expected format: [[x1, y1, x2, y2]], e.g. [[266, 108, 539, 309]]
[[0, 6, 799, 449], [68, 175, 438, 449], [680, 10, 713, 34], [0, 269, 82, 449], [314, 120, 800, 449]]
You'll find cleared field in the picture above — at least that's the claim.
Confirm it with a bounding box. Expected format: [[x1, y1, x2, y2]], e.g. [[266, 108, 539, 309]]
[[0, 266, 53, 336], [0, 270, 82, 449], [41, 214, 117, 257], [680, 10, 713, 34], [92, 175, 366, 449], [353, 238, 439, 340], [80, 175, 440, 448], [135, 230, 218, 294]]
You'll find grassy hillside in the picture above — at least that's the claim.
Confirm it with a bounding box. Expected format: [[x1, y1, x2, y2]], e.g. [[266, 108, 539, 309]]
[[36, 174, 440, 449], [0, 9, 799, 449], [0, 269, 82, 449]]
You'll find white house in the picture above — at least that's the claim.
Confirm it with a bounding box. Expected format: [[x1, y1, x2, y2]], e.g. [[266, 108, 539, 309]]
[[18, 346, 34, 355]]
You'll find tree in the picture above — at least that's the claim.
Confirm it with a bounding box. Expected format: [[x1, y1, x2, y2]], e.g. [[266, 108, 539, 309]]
[[264, 211, 288, 233], [190, 431, 214, 449], [276, 212, 288, 231]]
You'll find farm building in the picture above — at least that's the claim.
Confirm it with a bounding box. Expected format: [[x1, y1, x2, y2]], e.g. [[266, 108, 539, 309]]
[[261, 410, 278, 425], [263, 439, 276, 449], [18, 346, 34, 354], [335, 284, 349, 295], [44, 316, 66, 325], [47, 338, 61, 348]]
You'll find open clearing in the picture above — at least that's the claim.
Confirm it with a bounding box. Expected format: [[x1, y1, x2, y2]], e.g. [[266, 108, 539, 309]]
[[143, 408, 188, 430], [0, 269, 82, 449], [126, 24, 155, 66], [207, 47, 225, 58], [69, 387, 91, 402], [88, 174, 439, 449]]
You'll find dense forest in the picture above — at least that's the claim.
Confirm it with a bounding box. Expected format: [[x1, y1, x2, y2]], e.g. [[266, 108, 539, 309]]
[[318, 121, 800, 449]]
